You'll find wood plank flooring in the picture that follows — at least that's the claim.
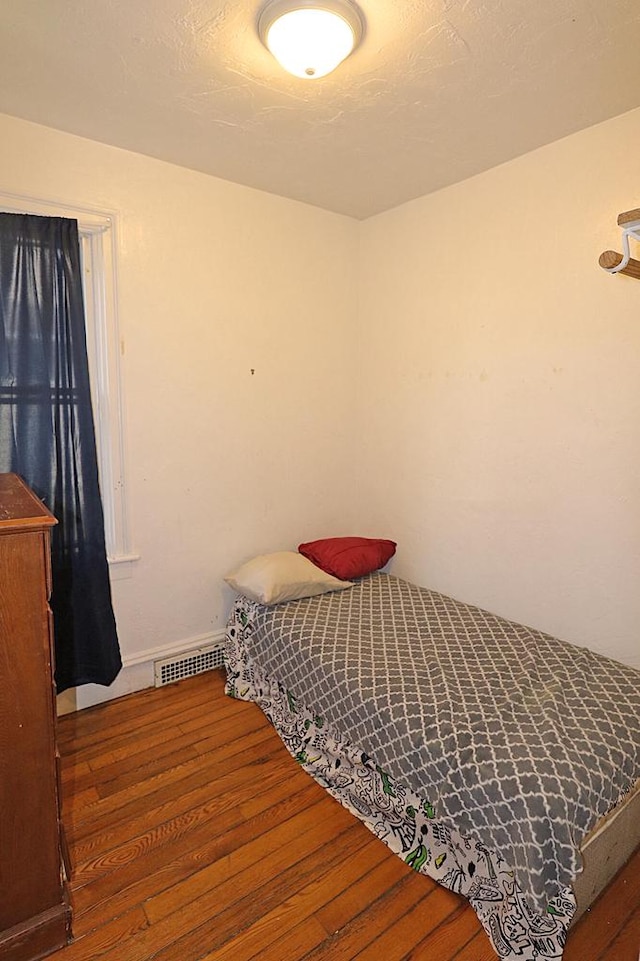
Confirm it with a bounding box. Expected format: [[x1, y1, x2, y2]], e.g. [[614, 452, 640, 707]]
[[53, 670, 640, 961]]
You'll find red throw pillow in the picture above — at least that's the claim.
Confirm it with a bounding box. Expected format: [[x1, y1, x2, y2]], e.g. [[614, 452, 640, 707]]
[[298, 537, 396, 581]]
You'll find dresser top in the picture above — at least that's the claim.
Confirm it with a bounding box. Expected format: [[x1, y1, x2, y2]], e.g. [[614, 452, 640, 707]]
[[0, 474, 56, 532]]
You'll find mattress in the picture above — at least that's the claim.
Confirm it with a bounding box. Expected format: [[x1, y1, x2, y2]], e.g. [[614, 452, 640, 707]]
[[572, 775, 640, 922], [224, 572, 640, 961]]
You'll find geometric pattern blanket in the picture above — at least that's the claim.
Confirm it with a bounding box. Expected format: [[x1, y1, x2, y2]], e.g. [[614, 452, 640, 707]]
[[223, 574, 640, 960]]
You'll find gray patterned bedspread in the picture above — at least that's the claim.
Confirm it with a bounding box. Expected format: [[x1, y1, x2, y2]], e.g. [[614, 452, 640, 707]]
[[239, 573, 640, 913]]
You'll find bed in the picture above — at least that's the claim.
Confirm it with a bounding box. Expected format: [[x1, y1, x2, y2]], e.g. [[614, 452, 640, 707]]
[[223, 571, 640, 961]]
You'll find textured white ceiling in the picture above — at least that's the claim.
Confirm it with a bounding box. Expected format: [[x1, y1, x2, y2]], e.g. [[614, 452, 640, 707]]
[[1, 0, 639, 218]]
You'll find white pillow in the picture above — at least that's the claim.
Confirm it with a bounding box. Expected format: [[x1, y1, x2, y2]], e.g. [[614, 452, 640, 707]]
[[224, 551, 353, 606]]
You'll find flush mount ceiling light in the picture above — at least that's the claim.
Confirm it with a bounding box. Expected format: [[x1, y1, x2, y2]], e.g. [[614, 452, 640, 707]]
[[258, 0, 364, 79]]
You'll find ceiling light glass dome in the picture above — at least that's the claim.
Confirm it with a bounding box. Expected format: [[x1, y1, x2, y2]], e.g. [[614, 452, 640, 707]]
[[258, 0, 364, 79]]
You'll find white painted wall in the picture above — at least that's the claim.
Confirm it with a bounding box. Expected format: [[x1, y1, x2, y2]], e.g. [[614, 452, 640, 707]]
[[1, 105, 638, 713], [357, 107, 640, 669], [0, 112, 359, 707]]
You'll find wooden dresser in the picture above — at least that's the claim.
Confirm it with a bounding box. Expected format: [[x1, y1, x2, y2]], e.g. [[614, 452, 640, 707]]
[[0, 474, 72, 960]]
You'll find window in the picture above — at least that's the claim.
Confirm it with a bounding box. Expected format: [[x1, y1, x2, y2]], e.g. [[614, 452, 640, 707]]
[[0, 191, 137, 575]]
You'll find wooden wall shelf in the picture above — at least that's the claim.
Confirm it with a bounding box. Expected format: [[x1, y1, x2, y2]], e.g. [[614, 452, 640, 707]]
[[599, 207, 640, 281]]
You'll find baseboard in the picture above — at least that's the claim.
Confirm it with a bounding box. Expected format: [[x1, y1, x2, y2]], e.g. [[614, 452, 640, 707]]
[[56, 629, 227, 715]]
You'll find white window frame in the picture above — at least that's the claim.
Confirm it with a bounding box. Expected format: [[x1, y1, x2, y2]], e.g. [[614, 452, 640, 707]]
[[0, 191, 138, 576]]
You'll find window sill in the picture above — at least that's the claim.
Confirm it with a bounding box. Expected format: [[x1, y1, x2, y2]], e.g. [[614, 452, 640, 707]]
[[108, 553, 140, 580]]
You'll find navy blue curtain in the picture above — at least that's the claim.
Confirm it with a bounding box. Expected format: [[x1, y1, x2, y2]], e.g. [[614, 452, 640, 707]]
[[0, 212, 121, 693]]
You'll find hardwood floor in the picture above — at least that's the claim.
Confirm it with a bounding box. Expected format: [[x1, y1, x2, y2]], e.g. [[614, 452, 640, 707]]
[[53, 670, 640, 961]]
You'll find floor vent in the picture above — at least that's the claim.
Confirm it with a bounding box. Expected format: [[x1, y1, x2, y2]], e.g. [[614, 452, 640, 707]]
[[154, 641, 225, 687]]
